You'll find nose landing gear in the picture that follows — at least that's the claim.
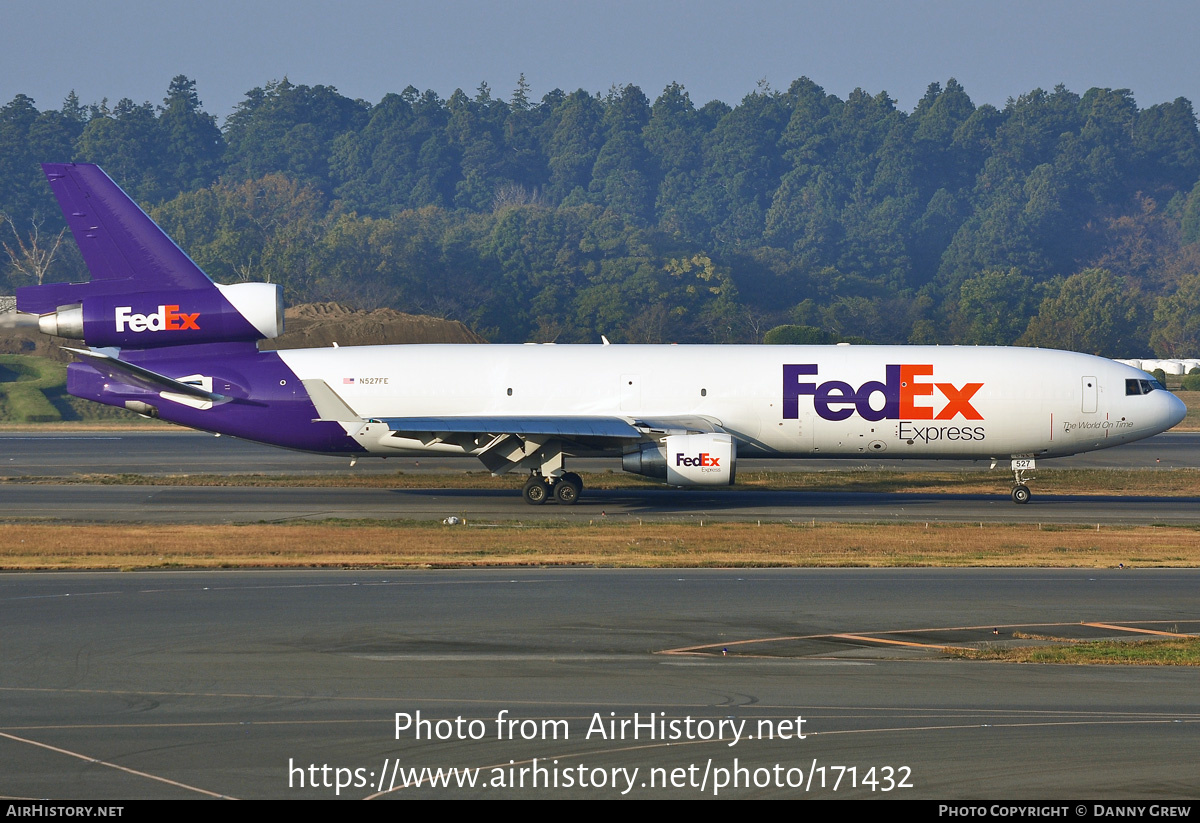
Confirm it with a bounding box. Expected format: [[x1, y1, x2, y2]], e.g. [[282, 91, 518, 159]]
[[1010, 463, 1034, 504]]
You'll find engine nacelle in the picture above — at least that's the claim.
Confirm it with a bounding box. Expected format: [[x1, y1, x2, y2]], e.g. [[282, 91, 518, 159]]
[[623, 433, 737, 486], [33, 282, 283, 348]]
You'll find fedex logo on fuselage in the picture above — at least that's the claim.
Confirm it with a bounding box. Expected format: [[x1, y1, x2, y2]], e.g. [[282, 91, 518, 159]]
[[114, 305, 200, 333], [783, 364, 984, 422]]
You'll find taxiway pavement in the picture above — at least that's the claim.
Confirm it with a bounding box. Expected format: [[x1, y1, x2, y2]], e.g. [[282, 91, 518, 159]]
[[2, 431, 1198, 525], [2, 430, 1197, 477], [3, 568, 1197, 799]]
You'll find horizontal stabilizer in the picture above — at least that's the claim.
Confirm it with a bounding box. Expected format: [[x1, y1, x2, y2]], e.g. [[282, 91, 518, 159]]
[[64, 347, 226, 402]]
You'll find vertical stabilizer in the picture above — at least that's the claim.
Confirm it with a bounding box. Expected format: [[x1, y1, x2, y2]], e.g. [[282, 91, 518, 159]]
[[17, 163, 282, 348], [17, 163, 215, 314]]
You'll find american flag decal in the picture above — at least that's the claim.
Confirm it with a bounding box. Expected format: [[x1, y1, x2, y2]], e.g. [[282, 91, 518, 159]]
[[343, 377, 355, 384]]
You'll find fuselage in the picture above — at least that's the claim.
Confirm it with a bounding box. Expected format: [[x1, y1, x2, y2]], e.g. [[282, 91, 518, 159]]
[[265, 343, 1185, 461]]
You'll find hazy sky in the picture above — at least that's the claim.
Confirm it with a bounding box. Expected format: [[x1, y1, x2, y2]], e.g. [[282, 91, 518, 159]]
[[3, 1, 1199, 122]]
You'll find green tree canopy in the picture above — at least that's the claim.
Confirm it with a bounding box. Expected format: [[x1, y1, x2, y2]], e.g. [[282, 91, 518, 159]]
[[1019, 268, 1148, 355]]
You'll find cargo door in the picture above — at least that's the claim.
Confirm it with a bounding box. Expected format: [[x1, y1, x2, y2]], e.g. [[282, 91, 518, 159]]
[[1082, 376, 1098, 413]]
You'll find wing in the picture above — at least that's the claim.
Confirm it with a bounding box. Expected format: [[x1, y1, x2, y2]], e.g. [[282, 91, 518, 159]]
[[300, 379, 724, 474], [374, 416, 642, 440]]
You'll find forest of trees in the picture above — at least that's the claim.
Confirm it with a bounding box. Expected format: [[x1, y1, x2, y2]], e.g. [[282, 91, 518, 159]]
[[4, 73, 1200, 356]]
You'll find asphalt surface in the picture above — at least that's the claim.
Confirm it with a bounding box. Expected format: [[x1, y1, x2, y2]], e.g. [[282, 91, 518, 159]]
[[1, 430, 1198, 525], [3, 568, 1197, 800], [3, 430, 1197, 476], [3, 483, 1200, 526]]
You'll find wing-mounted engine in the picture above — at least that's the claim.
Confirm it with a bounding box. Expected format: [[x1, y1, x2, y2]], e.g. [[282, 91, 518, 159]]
[[623, 433, 737, 486]]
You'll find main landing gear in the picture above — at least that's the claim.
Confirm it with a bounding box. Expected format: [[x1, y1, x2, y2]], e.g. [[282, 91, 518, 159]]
[[522, 471, 584, 505]]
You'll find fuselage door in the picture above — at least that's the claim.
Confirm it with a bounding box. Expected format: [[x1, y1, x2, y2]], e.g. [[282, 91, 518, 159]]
[[1082, 376, 1098, 413]]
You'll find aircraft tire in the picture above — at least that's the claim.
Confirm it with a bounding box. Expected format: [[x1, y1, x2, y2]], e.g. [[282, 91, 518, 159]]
[[554, 476, 582, 505], [1011, 484, 1031, 504], [523, 476, 550, 505]]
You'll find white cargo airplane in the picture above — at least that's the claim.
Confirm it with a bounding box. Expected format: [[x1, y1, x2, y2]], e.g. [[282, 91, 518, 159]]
[[20, 164, 1187, 505]]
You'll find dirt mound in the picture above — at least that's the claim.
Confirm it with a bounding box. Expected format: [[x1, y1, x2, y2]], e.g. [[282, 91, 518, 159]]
[[0, 301, 486, 359], [262, 302, 487, 349], [0, 324, 68, 360]]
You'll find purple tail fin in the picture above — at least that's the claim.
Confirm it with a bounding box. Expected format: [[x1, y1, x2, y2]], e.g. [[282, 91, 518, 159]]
[[17, 163, 282, 348], [17, 163, 215, 314]]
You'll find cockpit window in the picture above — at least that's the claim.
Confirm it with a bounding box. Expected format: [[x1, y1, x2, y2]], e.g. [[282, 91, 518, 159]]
[[1126, 378, 1165, 395]]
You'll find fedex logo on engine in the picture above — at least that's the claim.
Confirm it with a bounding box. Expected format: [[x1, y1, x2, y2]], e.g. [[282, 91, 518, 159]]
[[783, 364, 984, 422], [115, 305, 200, 333], [676, 452, 721, 468]]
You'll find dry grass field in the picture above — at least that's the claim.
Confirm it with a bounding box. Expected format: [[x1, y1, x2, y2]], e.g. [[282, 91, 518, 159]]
[[947, 636, 1200, 665], [3, 519, 1200, 571]]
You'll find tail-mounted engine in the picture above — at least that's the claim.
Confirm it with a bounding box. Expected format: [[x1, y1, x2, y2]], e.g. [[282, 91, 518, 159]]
[[623, 433, 737, 486], [32, 282, 283, 348]]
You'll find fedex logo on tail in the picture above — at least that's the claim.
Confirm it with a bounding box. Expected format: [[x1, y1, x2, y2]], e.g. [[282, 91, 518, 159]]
[[115, 305, 200, 333], [783, 364, 983, 422]]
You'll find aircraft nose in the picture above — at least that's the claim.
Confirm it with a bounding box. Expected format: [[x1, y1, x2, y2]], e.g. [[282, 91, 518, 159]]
[[1164, 391, 1187, 429]]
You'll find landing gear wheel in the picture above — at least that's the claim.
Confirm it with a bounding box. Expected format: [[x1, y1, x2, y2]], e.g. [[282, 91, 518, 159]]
[[554, 474, 582, 505], [523, 476, 550, 505], [1011, 484, 1031, 504]]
